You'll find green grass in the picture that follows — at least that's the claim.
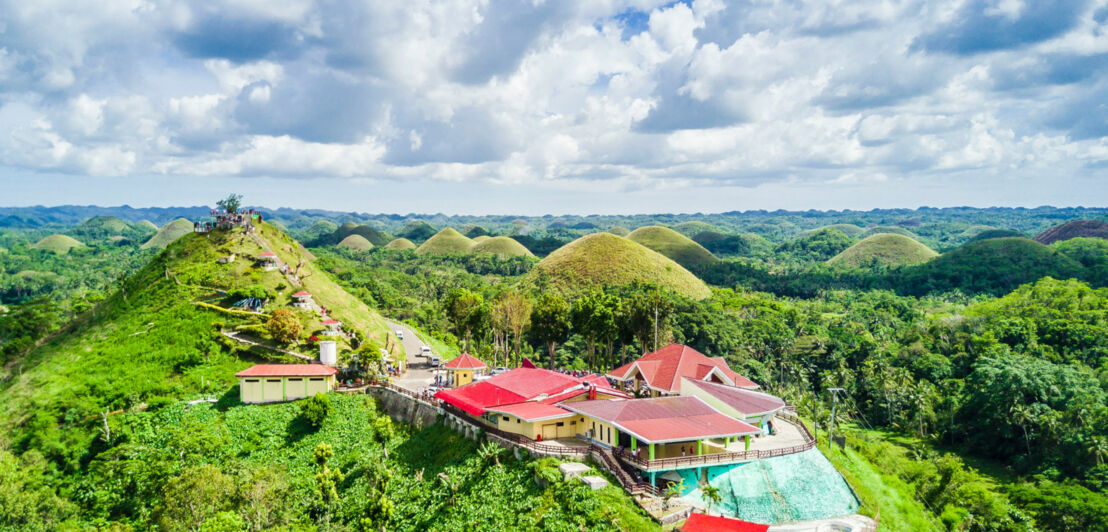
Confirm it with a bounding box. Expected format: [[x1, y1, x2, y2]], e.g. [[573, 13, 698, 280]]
[[401, 321, 460, 360], [140, 218, 194, 249], [471, 236, 534, 258], [80, 216, 130, 233], [414, 228, 475, 256], [671, 221, 718, 237], [627, 225, 718, 269], [859, 226, 918, 240], [524, 232, 711, 299], [335, 223, 391, 246], [384, 237, 417, 250], [828, 234, 938, 267], [136, 219, 159, 231], [30, 234, 85, 254], [818, 439, 942, 531], [337, 234, 374, 251], [606, 226, 630, 236], [800, 224, 865, 238]]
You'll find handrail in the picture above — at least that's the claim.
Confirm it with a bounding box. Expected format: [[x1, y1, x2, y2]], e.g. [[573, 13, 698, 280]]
[[439, 402, 590, 456]]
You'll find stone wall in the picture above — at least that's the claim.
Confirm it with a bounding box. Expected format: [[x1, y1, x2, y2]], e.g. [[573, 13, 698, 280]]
[[366, 386, 441, 429]]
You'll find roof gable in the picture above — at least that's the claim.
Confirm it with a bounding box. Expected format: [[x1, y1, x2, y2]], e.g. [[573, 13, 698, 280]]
[[681, 378, 785, 415], [444, 353, 487, 370], [235, 364, 337, 377], [607, 343, 759, 392]]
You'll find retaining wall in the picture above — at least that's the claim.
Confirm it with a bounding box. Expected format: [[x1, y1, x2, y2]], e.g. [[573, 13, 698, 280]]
[[366, 386, 441, 429]]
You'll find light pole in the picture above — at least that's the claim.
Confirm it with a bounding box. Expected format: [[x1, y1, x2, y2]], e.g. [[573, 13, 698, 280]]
[[827, 388, 845, 450]]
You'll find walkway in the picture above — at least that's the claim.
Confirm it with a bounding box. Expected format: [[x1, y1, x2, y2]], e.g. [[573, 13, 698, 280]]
[[220, 330, 314, 362]]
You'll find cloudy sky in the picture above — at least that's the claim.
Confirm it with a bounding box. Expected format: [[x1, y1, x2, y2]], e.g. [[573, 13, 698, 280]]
[[1, 0, 1107, 214]]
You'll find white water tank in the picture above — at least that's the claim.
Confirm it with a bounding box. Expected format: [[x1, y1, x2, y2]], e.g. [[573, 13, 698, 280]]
[[319, 340, 337, 366]]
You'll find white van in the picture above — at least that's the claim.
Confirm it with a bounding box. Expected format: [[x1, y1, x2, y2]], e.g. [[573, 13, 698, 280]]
[[420, 345, 432, 357], [430, 356, 442, 367], [395, 329, 404, 340]]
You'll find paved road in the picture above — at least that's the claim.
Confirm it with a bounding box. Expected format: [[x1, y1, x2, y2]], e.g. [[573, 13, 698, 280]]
[[386, 320, 439, 392]]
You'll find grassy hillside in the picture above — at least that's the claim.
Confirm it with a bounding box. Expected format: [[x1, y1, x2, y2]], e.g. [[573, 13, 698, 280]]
[[30, 234, 84, 254], [801, 224, 865, 238], [471, 235, 491, 243], [399, 220, 437, 243], [337, 234, 374, 251], [829, 234, 938, 267], [415, 228, 474, 256], [672, 221, 718, 237], [471, 236, 534, 258], [136, 219, 159, 231], [338, 224, 391, 247], [384, 237, 417, 250], [899, 237, 1085, 296], [141, 218, 194, 249], [1034, 220, 1108, 244], [606, 226, 630, 237], [968, 229, 1024, 242], [860, 226, 918, 240], [80, 216, 130, 233], [627, 226, 718, 269], [525, 232, 711, 299]]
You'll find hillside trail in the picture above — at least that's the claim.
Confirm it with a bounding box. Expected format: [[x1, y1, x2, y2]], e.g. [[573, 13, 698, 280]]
[[219, 330, 315, 362], [250, 231, 326, 317]]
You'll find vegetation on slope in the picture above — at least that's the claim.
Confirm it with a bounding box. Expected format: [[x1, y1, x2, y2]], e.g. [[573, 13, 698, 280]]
[[860, 226, 918, 240], [30, 234, 85, 254], [1052, 237, 1108, 280], [672, 221, 719, 237], [471, 236, 534, 258], [693, 231, 772, 257], [776, 228, 856, 262], [136, 220, 159, 231], [968, 229, 1025, 242], [415, 228, 475, 256], [398, 221, 437, 243], [1033, 219, 1108, 244], [337, 234, 374, 251], [606, 226, 630, 236], [898, 238, 1084, 296], [525, 233, 711, 300], [337, 223, 391, 247], [384, 237, 417, 250], [828, 234, 938, 268], [627, 225, 718, 270], [79, 216, 130, 234], [801, 223, 865, 238], [140, 218, 194, 249]]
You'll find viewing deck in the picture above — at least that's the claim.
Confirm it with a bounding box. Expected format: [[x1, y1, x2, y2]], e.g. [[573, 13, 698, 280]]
[[614, 413, 816, 472]]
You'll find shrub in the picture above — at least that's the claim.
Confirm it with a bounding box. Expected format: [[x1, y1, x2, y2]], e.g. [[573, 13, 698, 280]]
[[265, 309, 302, 344], [299, 394, 332, 429]]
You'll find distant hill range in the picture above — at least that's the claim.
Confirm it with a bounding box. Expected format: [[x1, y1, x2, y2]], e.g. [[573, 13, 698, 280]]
[[1034, 220, 1108, 245]]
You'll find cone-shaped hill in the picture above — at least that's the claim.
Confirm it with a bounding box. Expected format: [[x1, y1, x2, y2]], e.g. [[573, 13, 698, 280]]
[[672, 221, 719, 237], [31, 234, 85, 254], [828, 234, 938, 267], [801, 224, 865, 238], [337, 234, 374, 251], [384, 237, 417, 250], [860, 226, 917, 239], [136, 220, 159, 232], [80, 216, 130, 233], [900, 237, 1086, 296], [472, 235, 491, 243], [471, 236, 534, 258], [627, 225, 718, 269], [333, 223, 390, 247], [399, 220, 437, 243], [524, 233, 711, 299], [1034, 220, 1108, 245], [607, 226, 630, 237], [415, 228, 474, 255], [141, 218, 194, 249]]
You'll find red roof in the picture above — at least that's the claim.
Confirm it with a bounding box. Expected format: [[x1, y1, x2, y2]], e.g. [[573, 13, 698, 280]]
[[681, 378, 785, 415], [235, 364, 338, 377], [681, 513, 769, 532], [606, 344, 759, 392], [444, 353, 487, 370], [562, 396, 761, 443], [258, 252, 277, 258], [434, 367, 611, 416], [521, 358, 538, 368], [321, 318, 340, 325], [487, 402, 574, 421], [292, 291, 311, 297]]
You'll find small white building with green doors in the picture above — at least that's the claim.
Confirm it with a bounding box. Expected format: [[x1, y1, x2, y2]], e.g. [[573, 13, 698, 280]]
[[235, 364, 338, 404]]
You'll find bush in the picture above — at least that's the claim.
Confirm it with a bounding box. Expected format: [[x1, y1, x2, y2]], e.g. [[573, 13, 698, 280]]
[[227, 285, 273, 300], [299, 394, 332, 429], [265, 309, 302, 344]]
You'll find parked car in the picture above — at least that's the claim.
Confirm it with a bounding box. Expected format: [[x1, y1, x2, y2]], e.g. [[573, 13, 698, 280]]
[[490, 366, 509, 375], [430, 356, 442, 367], [395, 329, 404, 340]]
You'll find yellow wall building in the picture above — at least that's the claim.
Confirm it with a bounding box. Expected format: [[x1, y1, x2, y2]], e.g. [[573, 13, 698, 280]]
[[443, 353, 487, 387], [236, 364, 338, 404]]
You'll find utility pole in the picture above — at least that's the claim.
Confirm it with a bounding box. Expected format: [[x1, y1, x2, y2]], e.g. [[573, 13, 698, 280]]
[[653, 305, 659, 352], [827, 388, 845, 450]]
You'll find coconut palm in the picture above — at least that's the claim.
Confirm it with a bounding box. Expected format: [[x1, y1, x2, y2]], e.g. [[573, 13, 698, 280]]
[[701, 484, 722, 514]]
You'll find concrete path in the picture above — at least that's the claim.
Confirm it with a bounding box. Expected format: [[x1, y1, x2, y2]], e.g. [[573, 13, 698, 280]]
[[387, 320, 439, 392], [220, 330, 315, 362]]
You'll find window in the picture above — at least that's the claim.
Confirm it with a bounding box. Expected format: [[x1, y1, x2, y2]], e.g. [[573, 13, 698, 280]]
[[556, 422, 564, 427], [245, 379, 259, 383], [570, 420, 576, 425], [502, 416, 510, 422], [266, 379, 281, 383], [607, 427, 611, 443], [516, 419, 521, 424], [288, 378, 302, 382]]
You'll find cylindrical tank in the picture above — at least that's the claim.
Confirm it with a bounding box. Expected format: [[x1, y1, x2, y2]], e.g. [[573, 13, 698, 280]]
[[319, 340, 337, 366]]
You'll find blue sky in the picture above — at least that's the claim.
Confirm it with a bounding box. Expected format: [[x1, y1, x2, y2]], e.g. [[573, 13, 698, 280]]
[[1, 0, 1107, 214]]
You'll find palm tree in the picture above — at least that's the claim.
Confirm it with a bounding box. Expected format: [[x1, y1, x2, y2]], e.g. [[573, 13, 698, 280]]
[[477, 441, 504, 468], [701, 484, 722, 514], [1010, 404, 1035, 456], [1089, 436, 1108, 466], [663, 479, 684, 510]]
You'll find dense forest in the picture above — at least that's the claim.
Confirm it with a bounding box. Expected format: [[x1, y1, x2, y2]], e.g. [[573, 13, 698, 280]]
[[1, 205, 1107, 530]]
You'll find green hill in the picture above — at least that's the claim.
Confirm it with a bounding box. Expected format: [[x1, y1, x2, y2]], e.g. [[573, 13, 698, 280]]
[[957, 225, 997, 239], [1052, 237, 1108, 281], [471, 236, 534, 258], [384, 237, 417, 250], [829, 234, 938, 267], [525, 232, 711, 299], [1034, 220, 1108, 245], [968, 229, 1024, 242], [337, 234, 374, 251], [398, 220, 437, 243], [415, 228, 474, 255], [80, 216, 130, 233], [672, 221, 718, 237], [140, 218, 194, 249], [471, 235, 491, 243], [607, 226, 630, 237], [627, 226, 718, 269], [860, 226, 917, 239], [136, 220, 159, 232], [335, 224, 390, 247], [899, 237, 1086, 296], [30, 234, 85, 254], [801, 224, 865, 238], [693, 231, 772, 257], [463, 225, 491, 238]]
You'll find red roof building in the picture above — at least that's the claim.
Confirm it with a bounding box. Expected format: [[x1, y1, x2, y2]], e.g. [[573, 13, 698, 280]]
[[680, 378, 785, 416], [486, 402, 575, 422], [680, 513, 769, 532], [258, 252, 277, 258], [292, 291, 311, 298], [607, 344, 758, 395], [234, 364, 338, 377], [434, 367, 628, 416], [562, 396, 761, 444], [443, 353, 487, 370]]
